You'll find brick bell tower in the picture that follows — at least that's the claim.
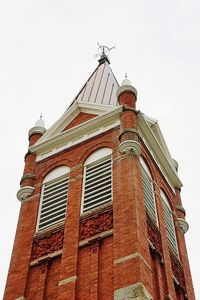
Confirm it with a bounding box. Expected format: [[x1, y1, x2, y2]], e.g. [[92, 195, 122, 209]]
[[4, 52, 195, 300]]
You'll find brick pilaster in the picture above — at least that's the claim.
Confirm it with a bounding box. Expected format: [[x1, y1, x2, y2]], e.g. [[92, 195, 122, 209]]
[[57, 165, 83, 300], [112, 151, 153, 296]]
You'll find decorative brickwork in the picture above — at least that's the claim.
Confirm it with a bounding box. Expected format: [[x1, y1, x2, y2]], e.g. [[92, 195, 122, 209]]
[[147, 214, 163, 259], [170, 252, 186, 293], [79, 209, 113, 240], [32, 229, 64, 260]]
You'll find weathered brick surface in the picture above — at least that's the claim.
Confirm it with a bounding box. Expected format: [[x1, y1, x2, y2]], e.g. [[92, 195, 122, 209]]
[[77, 236, 114, 300], [3, 197, 39, 300], [44, 257, 61, 299], [118, 91, 137, 109], [25, 257, 61, 299]]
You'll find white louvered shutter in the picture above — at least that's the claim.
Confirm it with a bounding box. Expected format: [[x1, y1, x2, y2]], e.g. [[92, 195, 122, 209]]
[[140, 158, 158, 224], [38, 175, 68, 231], [161, 191, 179, 256], [82, 155, 112, 212]]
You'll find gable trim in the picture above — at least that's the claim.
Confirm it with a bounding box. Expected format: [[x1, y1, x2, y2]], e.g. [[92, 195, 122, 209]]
[[29, 106, 122, 161], [38, 101, 117, 144], [137, 112, 182, 189]]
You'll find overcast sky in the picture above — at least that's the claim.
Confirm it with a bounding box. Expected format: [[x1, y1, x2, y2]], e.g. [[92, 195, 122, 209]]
[[0, 0, 199, 298]]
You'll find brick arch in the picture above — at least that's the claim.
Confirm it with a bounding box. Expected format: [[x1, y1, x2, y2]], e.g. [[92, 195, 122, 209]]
[[77, 141, 116, 165], [37, 158, 73, 185]]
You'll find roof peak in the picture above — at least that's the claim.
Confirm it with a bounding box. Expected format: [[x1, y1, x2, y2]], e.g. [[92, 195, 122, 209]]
[[98, 53, 110, 65], [71, 59, 119, 107]]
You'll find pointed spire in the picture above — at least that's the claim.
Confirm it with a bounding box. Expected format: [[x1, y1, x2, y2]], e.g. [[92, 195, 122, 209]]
[[71, 56, 119, 106]]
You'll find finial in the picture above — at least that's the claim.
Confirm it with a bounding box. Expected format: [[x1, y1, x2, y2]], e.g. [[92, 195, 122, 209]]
[[117, 74, 138, 99], [34, 114, 45, 128], [121, 75, 132, 87], [29, 114, 46, 137], [96, 43, 115, 64]]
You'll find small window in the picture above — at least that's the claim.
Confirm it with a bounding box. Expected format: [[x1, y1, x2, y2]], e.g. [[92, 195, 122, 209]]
[[82, 148, 112, 213], [140, 157, 158, 224], [161, 190, 179, 256], [37, 166, 69, 231]]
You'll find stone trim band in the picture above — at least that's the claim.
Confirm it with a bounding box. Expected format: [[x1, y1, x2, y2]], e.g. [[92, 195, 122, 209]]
[[59, 276, 78, 286], [114, 252, 151, 271]]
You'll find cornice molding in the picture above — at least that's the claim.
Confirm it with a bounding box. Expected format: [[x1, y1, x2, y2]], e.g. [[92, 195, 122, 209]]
[[137, 112, 182, 189]]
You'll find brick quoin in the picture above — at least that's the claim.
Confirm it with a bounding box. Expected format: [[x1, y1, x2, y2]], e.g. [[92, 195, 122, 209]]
[[4, 58, 195, 299]]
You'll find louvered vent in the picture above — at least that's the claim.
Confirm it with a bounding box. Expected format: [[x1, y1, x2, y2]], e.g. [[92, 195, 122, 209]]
[[141, 163, 158, 224], [38, 175, 68, 231], [82, 156, 112, 212], [162, 193, 179, 256]]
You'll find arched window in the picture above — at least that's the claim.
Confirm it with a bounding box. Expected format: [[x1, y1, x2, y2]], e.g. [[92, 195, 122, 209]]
[[81, 147, 112, 213], [160, 190, 179, 256], [37, 166, 70, 231], [140, 157, 158, 225]]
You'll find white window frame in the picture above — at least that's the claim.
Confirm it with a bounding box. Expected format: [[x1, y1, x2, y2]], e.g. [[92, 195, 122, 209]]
[[140, 157, 158, 225], [36, 166, 70, 232], [160, 190, 179, 257], [81, 148, 112, 214]]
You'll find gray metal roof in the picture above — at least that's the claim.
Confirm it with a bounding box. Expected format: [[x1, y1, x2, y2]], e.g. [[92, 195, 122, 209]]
[[72, 60, 119, 106]]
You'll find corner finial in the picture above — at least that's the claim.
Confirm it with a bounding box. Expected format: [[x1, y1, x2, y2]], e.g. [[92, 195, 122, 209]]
[[34, 113, 45, 128], [117, 74, 138, 99], [28, 114, 46, 137], [121, 74, 132, 87]]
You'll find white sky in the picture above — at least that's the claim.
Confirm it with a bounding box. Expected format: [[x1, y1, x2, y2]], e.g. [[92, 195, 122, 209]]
[[0, 0, 199, 298]]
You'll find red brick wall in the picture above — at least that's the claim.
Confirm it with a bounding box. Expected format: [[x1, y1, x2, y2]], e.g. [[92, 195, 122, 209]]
[[77, 236, 113, 300], [63, 112, 97, 131], [4, 125, 195, 299]]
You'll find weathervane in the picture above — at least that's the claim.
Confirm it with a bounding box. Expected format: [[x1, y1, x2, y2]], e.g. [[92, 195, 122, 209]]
[[95, 43, 115, 64]]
